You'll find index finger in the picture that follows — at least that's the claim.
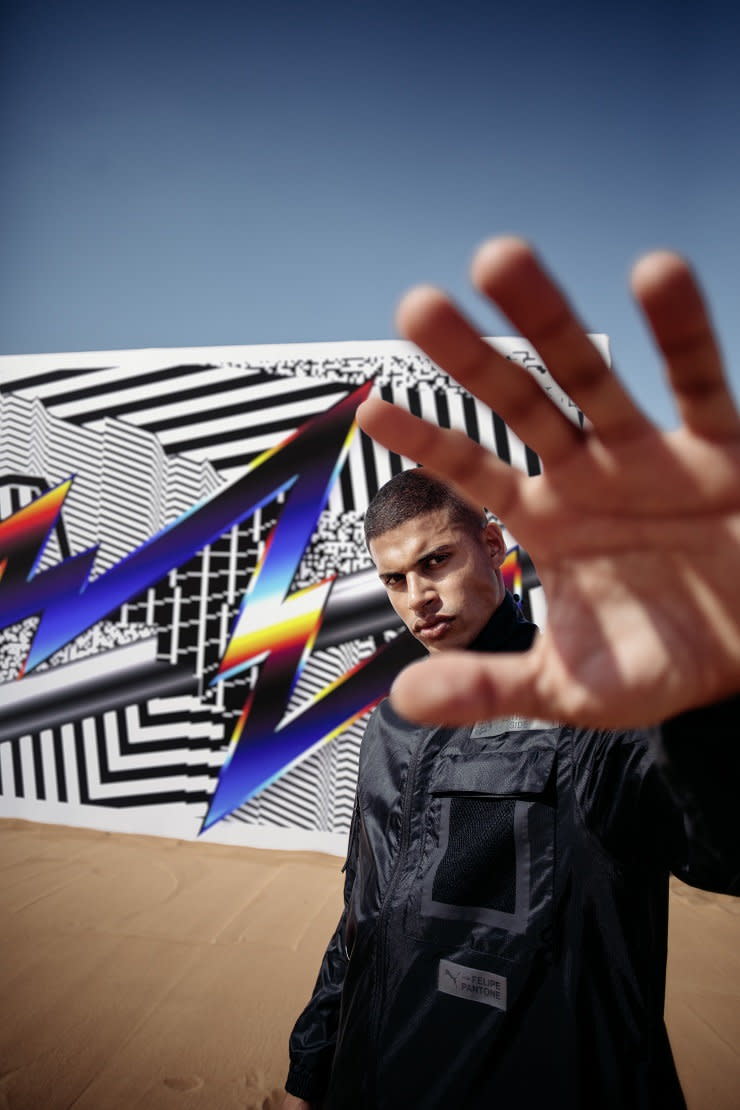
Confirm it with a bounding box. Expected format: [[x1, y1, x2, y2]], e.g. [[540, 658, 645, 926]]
[[357, 395, 526, 523]]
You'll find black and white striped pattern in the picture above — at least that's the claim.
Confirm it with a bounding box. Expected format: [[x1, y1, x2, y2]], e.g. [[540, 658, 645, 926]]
[[0, 694, 224, 813], [333, 377, 542, 515], [0, 356, 349, 482], [0, 391, 221, 574], [0, 338, 564, 510]]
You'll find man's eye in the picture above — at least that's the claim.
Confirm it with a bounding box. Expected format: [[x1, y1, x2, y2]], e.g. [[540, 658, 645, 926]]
[[426, 554, 448, 569], [383, 575, 403, 587]]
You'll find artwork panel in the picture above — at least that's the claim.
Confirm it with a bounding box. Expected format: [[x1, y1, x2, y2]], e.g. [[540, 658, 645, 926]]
[[0, 338, 597, 853]]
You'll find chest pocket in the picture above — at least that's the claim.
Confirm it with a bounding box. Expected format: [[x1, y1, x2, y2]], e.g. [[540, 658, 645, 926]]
[[405, 746, 556, 959]]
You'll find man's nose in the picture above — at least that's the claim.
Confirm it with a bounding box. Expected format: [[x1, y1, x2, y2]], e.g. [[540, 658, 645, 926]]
[[407, 575, 435, 611]]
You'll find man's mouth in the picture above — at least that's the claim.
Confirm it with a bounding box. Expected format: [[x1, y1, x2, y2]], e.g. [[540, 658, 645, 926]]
[[414, 616, 453, 641]]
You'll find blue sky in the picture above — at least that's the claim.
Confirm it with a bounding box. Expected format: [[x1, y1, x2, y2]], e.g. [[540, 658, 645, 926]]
[[2, 0, 739, 428]]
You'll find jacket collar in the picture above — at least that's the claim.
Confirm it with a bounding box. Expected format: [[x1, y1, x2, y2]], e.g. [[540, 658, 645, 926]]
[[468, 591, 538, 655]]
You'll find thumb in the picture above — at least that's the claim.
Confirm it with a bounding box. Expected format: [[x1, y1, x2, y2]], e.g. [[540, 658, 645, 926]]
[[390, 650, 549, 726]]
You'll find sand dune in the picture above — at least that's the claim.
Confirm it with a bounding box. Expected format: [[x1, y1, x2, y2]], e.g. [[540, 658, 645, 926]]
[[0, 819, 737, 1109]]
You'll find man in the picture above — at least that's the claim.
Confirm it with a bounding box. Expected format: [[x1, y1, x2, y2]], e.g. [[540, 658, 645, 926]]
[[282, 238, 739, 1108]]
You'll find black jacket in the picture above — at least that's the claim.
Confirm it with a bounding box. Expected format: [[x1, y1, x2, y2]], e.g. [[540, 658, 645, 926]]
[[286, 593, 739, 1108]]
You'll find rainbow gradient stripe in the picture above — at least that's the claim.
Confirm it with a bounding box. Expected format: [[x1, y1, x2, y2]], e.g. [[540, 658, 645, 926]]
[[501, 547, 522, 598]]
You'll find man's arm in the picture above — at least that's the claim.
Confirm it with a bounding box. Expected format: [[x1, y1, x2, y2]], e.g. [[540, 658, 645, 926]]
[[358, 237, 740, 729], [281, 802, 360, 1107], [654, 693, 740, 892]]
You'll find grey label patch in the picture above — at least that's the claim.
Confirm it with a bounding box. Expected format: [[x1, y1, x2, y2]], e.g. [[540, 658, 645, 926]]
[[471, 716, 555, 738], [438, 958, 507, 1010]]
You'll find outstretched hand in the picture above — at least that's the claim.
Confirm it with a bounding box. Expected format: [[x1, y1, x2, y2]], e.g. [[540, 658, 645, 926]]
[[357, 238, 740, 729]]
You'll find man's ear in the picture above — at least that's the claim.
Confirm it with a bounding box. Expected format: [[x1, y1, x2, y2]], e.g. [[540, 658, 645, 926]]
[[483, 520, 507, 568]]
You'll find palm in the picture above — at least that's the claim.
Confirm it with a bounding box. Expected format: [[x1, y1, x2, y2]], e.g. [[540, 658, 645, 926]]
[[358, 239, 740, 728]]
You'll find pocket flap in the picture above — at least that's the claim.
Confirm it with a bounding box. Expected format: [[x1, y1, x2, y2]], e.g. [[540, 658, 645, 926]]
[[430, 748, 555, 796]]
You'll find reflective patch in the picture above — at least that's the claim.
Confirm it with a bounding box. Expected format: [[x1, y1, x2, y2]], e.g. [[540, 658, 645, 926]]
[[470, 716, 556, 738], [437, 958, 507, 1010], [422, 797, 530, 933]]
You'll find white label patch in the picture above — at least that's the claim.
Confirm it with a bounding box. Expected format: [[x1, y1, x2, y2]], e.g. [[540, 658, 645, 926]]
[[470, 716, 556, 738], [438, 959, 507, 1010]]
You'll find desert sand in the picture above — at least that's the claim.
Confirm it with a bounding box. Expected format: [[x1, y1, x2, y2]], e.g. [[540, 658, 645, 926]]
[[1, 818, 737, 1109]]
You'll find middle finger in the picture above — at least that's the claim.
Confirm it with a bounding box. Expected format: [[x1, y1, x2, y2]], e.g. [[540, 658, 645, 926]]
[[472, 237, 652, 445]]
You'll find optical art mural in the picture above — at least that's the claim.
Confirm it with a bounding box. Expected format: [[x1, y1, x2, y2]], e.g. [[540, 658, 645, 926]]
[[0, 338, 603, 854]]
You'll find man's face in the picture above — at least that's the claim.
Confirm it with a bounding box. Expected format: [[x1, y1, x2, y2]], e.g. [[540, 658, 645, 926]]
[[369, 508, 507, 653]]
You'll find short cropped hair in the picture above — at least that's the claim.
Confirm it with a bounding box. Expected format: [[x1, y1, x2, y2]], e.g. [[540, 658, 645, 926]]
[[364, 469, 486, 549]]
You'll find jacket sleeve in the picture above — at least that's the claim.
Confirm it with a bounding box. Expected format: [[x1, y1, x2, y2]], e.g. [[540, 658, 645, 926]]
[[284, 799, 360, 1103], [649, 691, 740, 894], [574, 694, 740, 895]]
